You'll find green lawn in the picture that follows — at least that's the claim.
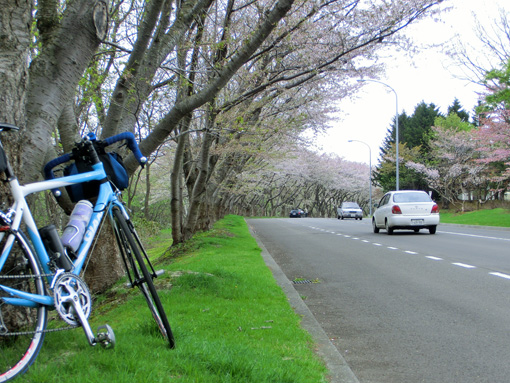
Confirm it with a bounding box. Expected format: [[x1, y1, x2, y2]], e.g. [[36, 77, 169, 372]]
[[20, 215, 328, 383], [440, 207, 510, 227]]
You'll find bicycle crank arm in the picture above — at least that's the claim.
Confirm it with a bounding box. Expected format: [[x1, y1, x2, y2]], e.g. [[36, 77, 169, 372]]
[[71, 300, 115, 348], [71, 301, 97, 346]]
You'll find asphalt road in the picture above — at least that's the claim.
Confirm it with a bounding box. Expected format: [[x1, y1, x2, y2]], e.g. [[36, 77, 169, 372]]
[[246, 218, 510, 383]]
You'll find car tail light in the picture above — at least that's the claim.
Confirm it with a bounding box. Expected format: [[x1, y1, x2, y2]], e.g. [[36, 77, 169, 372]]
[[431, 204, 439, 214], [391, 205, 402, 214]]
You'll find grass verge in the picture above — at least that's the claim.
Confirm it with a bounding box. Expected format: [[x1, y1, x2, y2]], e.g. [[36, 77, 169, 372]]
[[440, 208, 510, 227], [21, 215, 328, 383]]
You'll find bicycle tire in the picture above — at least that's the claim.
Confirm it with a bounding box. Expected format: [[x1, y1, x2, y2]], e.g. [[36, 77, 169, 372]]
[[111, 207, 175, 348], [0, 230, 48, 382]]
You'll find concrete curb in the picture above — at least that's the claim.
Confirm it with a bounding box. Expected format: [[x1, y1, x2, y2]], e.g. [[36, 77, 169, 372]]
[[247, 222, 360, 383]]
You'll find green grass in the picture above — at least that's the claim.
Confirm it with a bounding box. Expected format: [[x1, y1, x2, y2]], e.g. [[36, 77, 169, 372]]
[[440, 208, 510, 227], [19, 215, 328, 383]]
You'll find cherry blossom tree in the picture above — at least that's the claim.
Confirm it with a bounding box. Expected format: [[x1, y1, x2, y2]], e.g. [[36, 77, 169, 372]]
[[223, 148, 372, 218], [475, 109, 510, 182], [406, 117, 491, 210]]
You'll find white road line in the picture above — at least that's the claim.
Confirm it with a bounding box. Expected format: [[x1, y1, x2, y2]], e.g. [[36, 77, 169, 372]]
[[440, 231, 510, 242], [312, 226, 510, 283], [489, 272, 510, 280], [452, 262, 476, 269]]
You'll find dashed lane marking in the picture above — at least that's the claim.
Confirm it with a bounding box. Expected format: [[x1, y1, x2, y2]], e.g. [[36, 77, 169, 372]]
[[304, 224, 510, 282], [452, 263, 476, 269], [489, 272, 510, 280]]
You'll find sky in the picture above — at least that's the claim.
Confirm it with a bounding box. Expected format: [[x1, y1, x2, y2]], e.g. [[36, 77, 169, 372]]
[[314, 0, 509, 165]]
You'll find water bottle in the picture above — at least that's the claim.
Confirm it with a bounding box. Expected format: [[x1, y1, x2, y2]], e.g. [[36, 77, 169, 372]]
[[61, 200, 93, 253]]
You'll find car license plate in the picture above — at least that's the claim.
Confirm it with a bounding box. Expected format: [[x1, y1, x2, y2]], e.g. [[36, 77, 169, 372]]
[[411, 219, 424, 225]]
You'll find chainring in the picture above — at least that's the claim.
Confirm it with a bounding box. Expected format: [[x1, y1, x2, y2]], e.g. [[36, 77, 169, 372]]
[[53, 273, 92, 326]]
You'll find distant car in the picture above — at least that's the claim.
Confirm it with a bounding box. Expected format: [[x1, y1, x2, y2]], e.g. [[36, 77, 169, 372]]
[[298, 209, 308, 217], [372, 190, 440, 235], [289, 209, 301, 218], [337, 202, 363, 220]]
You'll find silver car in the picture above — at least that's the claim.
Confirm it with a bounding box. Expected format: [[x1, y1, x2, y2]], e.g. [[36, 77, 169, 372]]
[[372, 190, 439, 234], [337, 202, 363, 220]]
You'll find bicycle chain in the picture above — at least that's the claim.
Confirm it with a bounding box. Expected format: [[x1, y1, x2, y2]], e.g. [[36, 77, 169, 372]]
[[1, 325, 79, 336], [0, 273, 53, 279], [0, 273, 78, 336]]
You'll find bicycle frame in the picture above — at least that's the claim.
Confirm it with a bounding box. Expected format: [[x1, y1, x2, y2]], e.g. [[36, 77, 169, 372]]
[[0, 161, 123, 309]]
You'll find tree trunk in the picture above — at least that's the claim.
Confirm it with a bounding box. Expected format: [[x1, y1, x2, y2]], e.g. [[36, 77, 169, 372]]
[[0, 0, 31, 175], [183, 122, 216, 241], [24, 0, 107, 184], [83, 217, 125, 294], [170, 125, 187, 245]]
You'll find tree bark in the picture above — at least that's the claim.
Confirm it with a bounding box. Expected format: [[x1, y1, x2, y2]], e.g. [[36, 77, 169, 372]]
[[0, 0, 31, 172], [24, 0, 107, 184]]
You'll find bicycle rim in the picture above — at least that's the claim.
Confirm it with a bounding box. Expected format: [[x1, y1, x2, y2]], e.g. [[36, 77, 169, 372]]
[[111, 208, 175, 348], [0, 230, 48, 382]]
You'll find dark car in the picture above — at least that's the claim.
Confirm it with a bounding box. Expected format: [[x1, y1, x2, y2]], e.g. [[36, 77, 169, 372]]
[[298, 209, 308, 217], [289, 209, 302, 218]]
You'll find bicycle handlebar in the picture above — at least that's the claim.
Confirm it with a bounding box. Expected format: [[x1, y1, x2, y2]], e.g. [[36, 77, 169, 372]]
[[43, 153, 72, 181], [43, 132, 147, 197], [103, 132, 145, 162]]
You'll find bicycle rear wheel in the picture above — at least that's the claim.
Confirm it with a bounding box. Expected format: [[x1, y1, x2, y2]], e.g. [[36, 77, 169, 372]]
[[0, 230, 48, 382], [111, 207, 175, 348]]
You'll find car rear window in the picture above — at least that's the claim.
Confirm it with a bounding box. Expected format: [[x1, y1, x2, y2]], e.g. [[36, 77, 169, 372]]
[[343, 202, 359, 208], [393, 192, 431, 203]]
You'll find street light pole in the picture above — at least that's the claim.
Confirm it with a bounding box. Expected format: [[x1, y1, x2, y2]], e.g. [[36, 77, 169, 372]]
[[348, 139, 372, 217], [358, 79, 399, 190]]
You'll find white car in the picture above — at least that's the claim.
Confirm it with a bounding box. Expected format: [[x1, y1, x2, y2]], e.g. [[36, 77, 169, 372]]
[[372, 190, 439, 235]]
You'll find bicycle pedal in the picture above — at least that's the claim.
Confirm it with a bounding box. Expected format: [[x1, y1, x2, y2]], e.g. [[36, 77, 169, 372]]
[[155, 269, 165, 277], [96, 324, 115, 349]]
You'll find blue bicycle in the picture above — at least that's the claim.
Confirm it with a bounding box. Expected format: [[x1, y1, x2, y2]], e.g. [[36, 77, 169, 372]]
[[0, 123, 174, 382]]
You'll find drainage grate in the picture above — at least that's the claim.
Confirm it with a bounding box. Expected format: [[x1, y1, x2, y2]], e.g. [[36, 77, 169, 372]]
[[292, 279, 313, 284]]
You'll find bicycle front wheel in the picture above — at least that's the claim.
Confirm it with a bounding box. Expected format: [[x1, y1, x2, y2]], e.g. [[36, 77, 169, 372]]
[[111, 207, 175, 348], [0, 230, 48, 382]]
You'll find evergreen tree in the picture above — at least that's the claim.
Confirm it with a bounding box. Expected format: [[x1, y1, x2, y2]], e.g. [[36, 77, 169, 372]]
[[374, 102, 442, 192], [378, 102, 441, 158], [403, 102, 442, 152], [447, 98, 470, 122]]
